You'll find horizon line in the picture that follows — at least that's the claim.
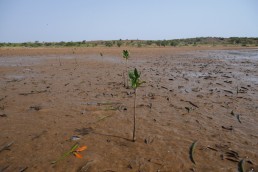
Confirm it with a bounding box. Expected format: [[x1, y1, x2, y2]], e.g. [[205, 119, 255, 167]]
[[1, 36, 258, 43]]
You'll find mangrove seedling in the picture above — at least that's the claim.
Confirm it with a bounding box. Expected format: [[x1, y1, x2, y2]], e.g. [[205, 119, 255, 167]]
[[99, 52, 104, 64], [52, 143, 87, 164], [122, 50, 130, 88], [58, 57, 62, 66], [129, 68, 145, 142]]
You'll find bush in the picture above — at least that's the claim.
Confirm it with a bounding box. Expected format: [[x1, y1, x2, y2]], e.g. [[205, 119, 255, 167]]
[[170, 41, 178, 47], [146, 41, 153, 45], [105, 41, 113, 47], [117, 41, 122, 47]]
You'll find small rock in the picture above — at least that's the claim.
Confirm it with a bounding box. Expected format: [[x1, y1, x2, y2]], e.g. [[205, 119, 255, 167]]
[[70, 136, 80, 141], [0, 114, 7, 117], [30, 105, 42, 111]]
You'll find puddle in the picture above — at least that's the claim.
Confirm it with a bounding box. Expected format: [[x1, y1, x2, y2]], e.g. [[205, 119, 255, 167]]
[[86, 55, 122, 63], [6, 74, 26, 80], [0, 56, 47, 67], [201, 49, 258, 61]]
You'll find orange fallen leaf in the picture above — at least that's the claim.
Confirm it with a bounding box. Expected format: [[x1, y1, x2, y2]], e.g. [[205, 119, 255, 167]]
[[76, 146, 87, 152], [73, 152, 83, 159]]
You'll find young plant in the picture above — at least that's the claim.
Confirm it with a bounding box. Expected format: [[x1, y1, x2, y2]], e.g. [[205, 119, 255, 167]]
[[122, 50, 130, 88], [129, 68, 145, 142], [58, 57, 62, 66], [100, 52, 103, 64], [52, 143, 87, 164]]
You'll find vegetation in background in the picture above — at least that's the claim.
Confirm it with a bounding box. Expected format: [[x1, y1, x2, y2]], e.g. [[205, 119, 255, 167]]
[[1, 37, 258, 48]]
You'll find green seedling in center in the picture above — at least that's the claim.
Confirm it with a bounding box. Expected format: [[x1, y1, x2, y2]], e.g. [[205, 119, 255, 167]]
[[129, 68, 145, 142]]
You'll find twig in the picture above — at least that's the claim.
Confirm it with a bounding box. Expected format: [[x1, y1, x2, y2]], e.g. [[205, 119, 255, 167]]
[[237, 114, 242, 124], [186, 101, 199, 108], [19, 166, 28, 172], [223, 90, 233, 94], [19, 90, 47, 96], [95, 115, 113, 123], [0, 141, 14, 153]]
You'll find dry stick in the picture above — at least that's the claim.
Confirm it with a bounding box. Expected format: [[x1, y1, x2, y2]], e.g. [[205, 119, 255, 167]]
[[0, 141, 14, 153], [95, 115, 113, 123], [133, 88, 137, 142], [123, 72, 126, 87], [59, 57, 62, 66], [74, 57, 78, 66]]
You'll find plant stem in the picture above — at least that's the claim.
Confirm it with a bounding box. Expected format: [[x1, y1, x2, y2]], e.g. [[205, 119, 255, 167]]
[[123, 71, 125, 87], [133, 88, 137, 142], [59, 57, 62, 66], [74, 57, 78, 66], [126, 59, 128, 88], [52, 143, 79, 164]]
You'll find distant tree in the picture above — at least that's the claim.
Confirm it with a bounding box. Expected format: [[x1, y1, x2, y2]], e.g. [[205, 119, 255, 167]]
[[155, 40, 161, 46], [161, 40, 167, 47], [117, 41, 122, 47], [21, 42, 28, 47], [45, 42, 52, 46], [146, 41, 153, 46], [65, 42, 76, 46], [105, 41, 113, 47], [170, 41, 178, 47]]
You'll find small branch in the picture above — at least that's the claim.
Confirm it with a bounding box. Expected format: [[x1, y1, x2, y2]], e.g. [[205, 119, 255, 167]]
[[0, 141, 14, 153]]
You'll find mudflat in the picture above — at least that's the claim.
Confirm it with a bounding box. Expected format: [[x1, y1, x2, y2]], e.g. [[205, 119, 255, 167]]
[[0, 47, 258, 171]]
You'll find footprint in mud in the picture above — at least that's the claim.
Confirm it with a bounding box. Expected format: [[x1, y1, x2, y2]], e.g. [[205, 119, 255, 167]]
[[74, 127, 94, 136]]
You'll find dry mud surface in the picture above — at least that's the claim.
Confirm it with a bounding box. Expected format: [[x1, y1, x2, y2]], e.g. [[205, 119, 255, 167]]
[[0, 47, 258, 171]]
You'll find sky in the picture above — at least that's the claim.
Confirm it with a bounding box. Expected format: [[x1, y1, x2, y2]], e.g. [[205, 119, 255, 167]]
[[0, 0, 258, 43]]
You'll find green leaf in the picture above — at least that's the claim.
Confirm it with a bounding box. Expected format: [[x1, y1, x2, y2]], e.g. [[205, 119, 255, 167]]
[[122, 50, 129, 60], [189, 141, 197, 164], [128, 68, 145, 89], [238, 159, 245, 172], [129, 71, 135, 80], [134, 68, 140, 79], [52, 143, 79, 164]]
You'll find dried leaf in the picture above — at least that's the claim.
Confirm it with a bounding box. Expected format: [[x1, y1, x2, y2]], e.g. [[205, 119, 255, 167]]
[[74, 152, 83, 159], [76, 146, 87, 152], [239, 159, 245, 172], [190, 141, 198, 164], [237, 114, 242, 123]]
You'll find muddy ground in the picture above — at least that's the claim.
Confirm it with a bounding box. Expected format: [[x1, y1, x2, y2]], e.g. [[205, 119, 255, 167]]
[[0, 47, 258, 172]]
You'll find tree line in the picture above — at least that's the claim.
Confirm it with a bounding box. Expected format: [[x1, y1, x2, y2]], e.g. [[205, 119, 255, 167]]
[[1, 37, 258, 48]]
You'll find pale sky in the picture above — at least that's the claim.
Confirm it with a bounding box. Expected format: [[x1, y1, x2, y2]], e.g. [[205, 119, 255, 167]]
[[0, 0, 258, 43]]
